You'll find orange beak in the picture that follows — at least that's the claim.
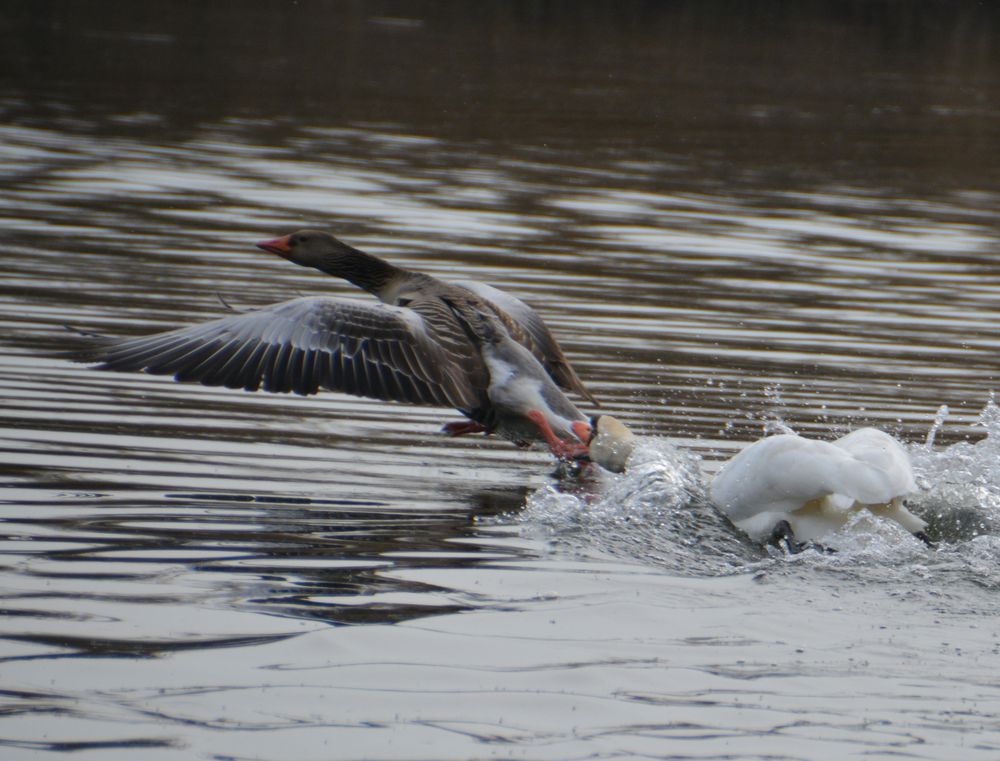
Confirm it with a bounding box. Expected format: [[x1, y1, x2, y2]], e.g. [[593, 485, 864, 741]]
[[256, 234, 293, 258], [571, 421, 593, 444]]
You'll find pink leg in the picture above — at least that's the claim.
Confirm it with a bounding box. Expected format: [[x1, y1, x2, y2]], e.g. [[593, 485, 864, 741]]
[[441, 420, 487, 437], [525, 410, 590, 462]]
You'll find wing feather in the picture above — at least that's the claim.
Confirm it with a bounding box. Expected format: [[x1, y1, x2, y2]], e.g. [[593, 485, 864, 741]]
[[75, 296, 480, 409]]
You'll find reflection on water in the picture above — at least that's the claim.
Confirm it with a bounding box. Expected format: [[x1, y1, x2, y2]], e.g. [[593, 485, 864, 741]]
[[2, 2, 1000, 759]]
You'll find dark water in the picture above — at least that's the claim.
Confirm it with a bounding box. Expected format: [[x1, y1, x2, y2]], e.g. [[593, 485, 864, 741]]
[[3, 3, 1000, 759]]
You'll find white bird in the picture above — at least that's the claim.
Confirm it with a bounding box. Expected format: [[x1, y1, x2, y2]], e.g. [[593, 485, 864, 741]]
[[710, 428, 930, 549]]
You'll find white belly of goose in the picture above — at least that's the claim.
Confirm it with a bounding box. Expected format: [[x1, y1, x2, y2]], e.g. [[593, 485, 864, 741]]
[[482, 340, 582, 442]]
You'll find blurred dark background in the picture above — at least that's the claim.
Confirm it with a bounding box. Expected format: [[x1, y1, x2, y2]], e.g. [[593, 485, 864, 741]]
[[3, 1, 997, 189]]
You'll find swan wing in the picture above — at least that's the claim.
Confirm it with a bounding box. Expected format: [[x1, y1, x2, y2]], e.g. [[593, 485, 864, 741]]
[[832, 427, 917, 496], [75, 296, 479, 409]]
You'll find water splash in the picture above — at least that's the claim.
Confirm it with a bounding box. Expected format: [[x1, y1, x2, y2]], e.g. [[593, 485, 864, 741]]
[[506, 439, 757, 575], [505, 398, 1000, 580], [976, 391, 1000, 432], [751, 384, 797, 436], [518, 439, 705, 529], [909, 396, 1000, 542], [762, 417, 797, 437], [924, 403, 950, 448]]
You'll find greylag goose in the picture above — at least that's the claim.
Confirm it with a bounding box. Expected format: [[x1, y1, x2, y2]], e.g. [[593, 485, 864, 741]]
[[710, 427, 931, 551], [78, 230, 600, 462]]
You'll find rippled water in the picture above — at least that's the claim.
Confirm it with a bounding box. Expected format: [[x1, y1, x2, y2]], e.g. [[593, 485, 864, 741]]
[[3, 3, 1000, 759]]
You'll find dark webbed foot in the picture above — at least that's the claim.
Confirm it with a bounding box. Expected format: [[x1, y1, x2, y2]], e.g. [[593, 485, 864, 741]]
[[767, 520, 814, 554], [913, 530, 937, 548], [767, 522, 934, 555]]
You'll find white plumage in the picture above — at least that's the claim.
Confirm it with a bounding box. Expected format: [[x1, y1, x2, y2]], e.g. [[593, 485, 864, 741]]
[[710, 428, 926, 545]]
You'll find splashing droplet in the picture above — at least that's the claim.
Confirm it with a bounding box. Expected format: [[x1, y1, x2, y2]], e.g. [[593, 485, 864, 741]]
[[925, 404, 949, 449]]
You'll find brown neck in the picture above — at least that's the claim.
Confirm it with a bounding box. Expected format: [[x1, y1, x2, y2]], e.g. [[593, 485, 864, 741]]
[[318, 243, 405, 298]]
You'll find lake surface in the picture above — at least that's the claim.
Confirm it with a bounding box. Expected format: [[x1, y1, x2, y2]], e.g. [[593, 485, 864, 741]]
[[2, 3, 1000, 759]]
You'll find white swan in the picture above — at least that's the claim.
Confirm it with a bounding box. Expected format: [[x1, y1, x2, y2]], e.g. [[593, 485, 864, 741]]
[[710, 428, 929, 548]]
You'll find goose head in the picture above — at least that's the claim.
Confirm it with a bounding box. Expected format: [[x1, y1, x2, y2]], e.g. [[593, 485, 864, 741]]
[[587, 415, 636, 473], [256, 230, 359, 270]]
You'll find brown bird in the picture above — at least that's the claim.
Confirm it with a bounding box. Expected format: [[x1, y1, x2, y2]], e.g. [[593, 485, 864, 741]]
[[80, 230, 600, 462]]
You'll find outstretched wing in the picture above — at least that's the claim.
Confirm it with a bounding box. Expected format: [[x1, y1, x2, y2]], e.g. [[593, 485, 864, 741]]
[[451, 279, 599, 406], [74, 296, 480, 409]]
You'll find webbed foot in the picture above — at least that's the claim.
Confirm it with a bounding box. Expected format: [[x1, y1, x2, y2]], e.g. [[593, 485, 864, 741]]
[[913, 530, 937, 548], [525, 410, 591, 463], [441, 420, 487, 437], [768, 520, 811, 554]]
